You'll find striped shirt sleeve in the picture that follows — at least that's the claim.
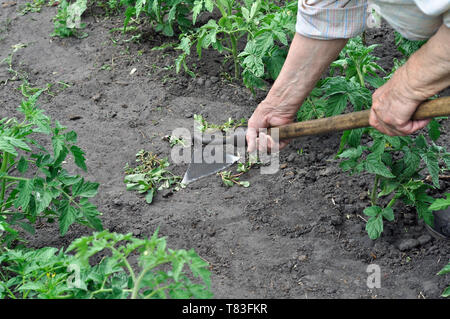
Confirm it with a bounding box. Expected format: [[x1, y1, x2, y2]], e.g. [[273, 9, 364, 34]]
[[296, 0, 368, 40]]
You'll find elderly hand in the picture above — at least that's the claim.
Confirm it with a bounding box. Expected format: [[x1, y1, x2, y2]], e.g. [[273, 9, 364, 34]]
[[369, 65, 430, 136], [370, 24, 450, 136], [246, 100, 296, 153]]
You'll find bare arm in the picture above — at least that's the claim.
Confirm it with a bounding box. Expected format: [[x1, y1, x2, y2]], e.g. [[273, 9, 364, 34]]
[[369, 24, 450, 136], [246, 33, 347, 152]]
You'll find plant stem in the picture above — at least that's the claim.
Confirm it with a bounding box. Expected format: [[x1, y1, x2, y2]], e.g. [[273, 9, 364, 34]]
[[109, 246, 137, 285], [1, 152, 9, 210], [131, 262, 165, 299], [386, 195, 398, 208], [370, 175, 380, 205], [0, 175, 28, 182], [229, 33, 239, 79], [90, 288, 132, 298], [144, 285, 170, 299], [356, 64, 365, 88]]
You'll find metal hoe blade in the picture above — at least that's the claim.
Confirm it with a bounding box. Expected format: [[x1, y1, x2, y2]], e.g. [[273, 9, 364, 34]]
[[181, 147, 240, 185]]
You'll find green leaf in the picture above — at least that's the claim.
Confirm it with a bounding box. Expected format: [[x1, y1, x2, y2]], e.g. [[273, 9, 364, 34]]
[[243, 55, 264, 78], [72, 178, 99, 198], [15, 221, 35, 234], [401, 147, 421, 178], [145, 188, 155, 204], [366, 215, 383, 240], [239, 181, 250, 187], [14, 179, 33, 210], [65, 131, 77, 143], [135, 0, 146, 17], [429, 195, 450, 211], [4, 137, 31, 152], [35, 190, 53, 215], [381, 207, 394, 222], [420, 151, 439, 188], [378, 180, 399, 197], [205, 0, 214, 11], [59, 201, 78, 235], [365, 75, 385, 88], [428, 119, 441, 141], [365, 153, 395, 178], [363, 206, 382, 217], [17, 156, 28, 173], [441, 286, 450, 298], [266, 48, 286, 80], [437, 263, 450, 275], [415, 135, 427, 149], [79, 198, 103, 231], [52, 134, 65, 160], [338, 146, 363, 159], [339, 159, 358, 172], [70, 145, 87, 171], [0, 137, 18, 156], [325, 94, 348, 117]]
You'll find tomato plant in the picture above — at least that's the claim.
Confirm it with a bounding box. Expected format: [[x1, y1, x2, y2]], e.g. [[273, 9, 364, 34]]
[[176, 0, 297, 90], [0, 90, 102, 246], [122, 0, 200, 36], [0, 229, 212, 299]]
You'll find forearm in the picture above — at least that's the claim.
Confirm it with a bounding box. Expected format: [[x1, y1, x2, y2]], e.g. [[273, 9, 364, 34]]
[[263, 33, 347, 110], [400, 24, 450, 100]]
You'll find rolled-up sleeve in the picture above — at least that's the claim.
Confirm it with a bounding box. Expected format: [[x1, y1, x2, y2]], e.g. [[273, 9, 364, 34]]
[[296, 0, 368, 40]]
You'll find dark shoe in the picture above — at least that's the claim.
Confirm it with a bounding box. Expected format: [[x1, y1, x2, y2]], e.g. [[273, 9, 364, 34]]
[[425, 207, 450, 240]]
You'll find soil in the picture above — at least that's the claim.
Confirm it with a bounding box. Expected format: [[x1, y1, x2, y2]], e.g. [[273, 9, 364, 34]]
[[1, 2, 449, 299]]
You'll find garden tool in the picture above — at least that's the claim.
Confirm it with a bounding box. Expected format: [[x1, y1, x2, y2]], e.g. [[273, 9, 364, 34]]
[[182, 96, 450, 185]]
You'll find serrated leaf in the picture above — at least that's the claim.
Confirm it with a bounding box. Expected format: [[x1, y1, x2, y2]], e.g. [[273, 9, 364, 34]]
[[59, 201, 78, 235], [325, 94, 348, 117], [65, 131, 77, 143], [365, 153, 395, 178], [79, 198, 103, 231], [52, 134, 65, 159], [420, 151, 439, 188], [35, 190, 53, 215], [338, 146, 363, 159], [4, 137, 31, 152], [14, 179, 33, 210], [0, 138, 18, 156], [70, 145, 87, 171], [15, 221, 35, 234], [429, 195, 450, 211], [17, 156, 28, 173], [72, 178, 99, 198]]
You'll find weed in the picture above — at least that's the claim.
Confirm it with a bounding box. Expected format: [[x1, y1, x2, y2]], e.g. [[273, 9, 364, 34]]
[[163, 135, 186, 148], [193, 114, 246, 133], [51, 0, 88, 38], [124, 150, 184, 204]]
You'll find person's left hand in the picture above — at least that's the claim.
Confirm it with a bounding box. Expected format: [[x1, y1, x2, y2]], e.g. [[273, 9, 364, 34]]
[[369, 65, 430, 136]]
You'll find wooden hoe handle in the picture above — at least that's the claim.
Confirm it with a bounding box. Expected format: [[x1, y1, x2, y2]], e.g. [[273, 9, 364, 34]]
[[269, 96, 450, 140]]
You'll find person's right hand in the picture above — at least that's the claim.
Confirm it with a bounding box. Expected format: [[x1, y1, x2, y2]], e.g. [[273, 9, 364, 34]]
[[246, 100, 298, 153]]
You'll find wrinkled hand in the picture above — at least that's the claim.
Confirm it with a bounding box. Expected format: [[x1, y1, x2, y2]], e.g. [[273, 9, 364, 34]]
[[369, 66, 430, 136], [246, 100, 297, 153]]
